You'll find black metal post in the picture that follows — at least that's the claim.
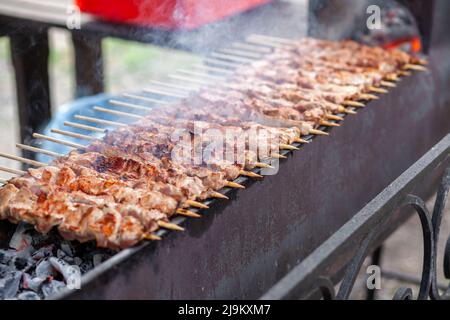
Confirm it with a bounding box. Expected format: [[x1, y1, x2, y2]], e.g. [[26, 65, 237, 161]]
[[72, 32, 104, 98], [10, 28, 52, 160]]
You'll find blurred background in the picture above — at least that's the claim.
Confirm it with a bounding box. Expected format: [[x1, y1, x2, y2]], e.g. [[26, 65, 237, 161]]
[[0, 30, 200, 174]]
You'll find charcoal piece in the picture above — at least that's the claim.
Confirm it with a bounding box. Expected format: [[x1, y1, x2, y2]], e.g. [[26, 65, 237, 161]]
[[60, 242, 74, 257], [9, 223, 32, 251], [41, 280, 66, 298], [32, 245, 54, 261], [73, 257, 82, 266], [79, 260, 93, 274], [22, 273, 46, 292], [49, 257, 79, 284], [0, 250, 15, 264], [13, 257, 30, 271], [56, 249, 66, 259], [35, 259, 56, 279], [63, 256, 74, 264], [0, 264, 13, 277], [0, 271, 23, 299], [92, 254, 109, 268]]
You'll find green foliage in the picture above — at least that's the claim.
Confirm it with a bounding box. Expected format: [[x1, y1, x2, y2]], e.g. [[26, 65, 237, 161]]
[[0, 38, 8, 60]]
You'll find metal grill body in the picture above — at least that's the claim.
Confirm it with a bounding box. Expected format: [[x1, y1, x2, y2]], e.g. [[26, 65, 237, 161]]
[[1, 0, 450, 300], [34, 70, 448, 299]]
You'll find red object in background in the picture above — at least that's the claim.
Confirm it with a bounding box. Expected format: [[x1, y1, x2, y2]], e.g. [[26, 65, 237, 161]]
[[75, 0, 272, 29], [383, 36, 422, 53]]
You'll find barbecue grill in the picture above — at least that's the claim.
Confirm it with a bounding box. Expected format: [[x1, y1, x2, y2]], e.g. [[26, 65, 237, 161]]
[[0, 0, 450, 300]]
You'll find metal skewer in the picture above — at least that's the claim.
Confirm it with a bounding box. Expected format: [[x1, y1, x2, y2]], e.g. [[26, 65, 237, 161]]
[[202, 58, 242, 68], [368, 86, 388, 94], [16, 143, 63, 158], [147, 80, 199, 93], [51, 129, 96, 141], [196, 63, 239, 73], [231, 42, 273, 53], [143, 234, 162, 241], [93, 106, 145, 120], [0, 152, 47, 167], [121, 94, 169, 105], [148, 79, 200, 92], [380, 81, 396, 88], [0, 165, 26, 175], [404, 64, 428, 72], [74, 115, 127, 127], [192, 64, 234, 75], [63, 121, 106, 133], [210, 52, 253, 63], [216, 48, 263, 59], [33, 133, 86, 149], [245, 37, 291, 49], [157, 220, 184, 232], [64, 122, 106, 133], [142, 87, 189, 98], [176, 209, 202, 218], [360, 94, 379, 100], [169, 74, 213, 86], [110, 98, 155, 111], [248, 34, 297, 45], [343, 101, 366, 108], [176, 69, 226, 80], [130, 92, 180, 101]]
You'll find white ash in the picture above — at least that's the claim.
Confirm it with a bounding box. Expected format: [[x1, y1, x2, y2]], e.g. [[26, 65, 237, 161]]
[[8, 223, 32, 251], [0, 223, 115, 300]]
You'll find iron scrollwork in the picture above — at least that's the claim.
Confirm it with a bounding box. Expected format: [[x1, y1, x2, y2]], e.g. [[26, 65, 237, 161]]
[[315, 166, 450, 300]]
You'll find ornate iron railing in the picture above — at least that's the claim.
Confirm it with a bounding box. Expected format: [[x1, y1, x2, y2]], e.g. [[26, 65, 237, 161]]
[[261, 133, 450, 300]]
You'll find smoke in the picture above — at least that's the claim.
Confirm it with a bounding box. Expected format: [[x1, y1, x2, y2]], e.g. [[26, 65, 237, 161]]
[[308, 0, 371, 40]]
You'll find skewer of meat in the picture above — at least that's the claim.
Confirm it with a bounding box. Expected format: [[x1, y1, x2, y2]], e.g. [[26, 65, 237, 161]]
[[71, 114, 290, 160], [0, 141, 243, 239], [52, 119, 272, 177], [0, 151, 211, 228], [64, 119, 275, 172], [139, 82, 354, 118], [244, 36, 427, 77], [258, 36, 425, 66], [29, 126, 250, 193], [91, 103, 315, 146], [154, 94, 328, 136], [0, 167, 174, 249], [234, 61, 386, 95], [204, 84, 350, 122]]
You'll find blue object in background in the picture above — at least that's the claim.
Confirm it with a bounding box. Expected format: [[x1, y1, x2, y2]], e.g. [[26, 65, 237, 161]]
[[37, 92, 169, 163], [38, 94, 112, 163]]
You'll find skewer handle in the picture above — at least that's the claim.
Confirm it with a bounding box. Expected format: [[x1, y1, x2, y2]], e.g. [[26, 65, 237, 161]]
[[0, 151, 47, 167], [33, 133, 86, 150], [16, 143, 63, 158]]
